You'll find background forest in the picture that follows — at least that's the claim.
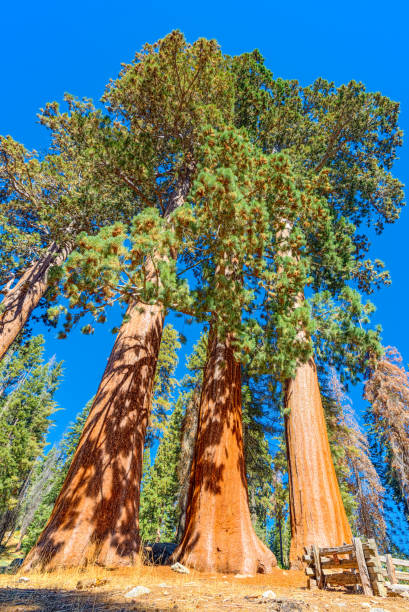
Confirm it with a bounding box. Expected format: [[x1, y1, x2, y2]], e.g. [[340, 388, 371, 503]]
[[0, 0, 408, 571]]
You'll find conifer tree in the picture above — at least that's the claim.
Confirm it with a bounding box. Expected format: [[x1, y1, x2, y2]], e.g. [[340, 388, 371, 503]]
[[242, 375, 275, 545], [0, 336, 62, 544], [139, 396, 184, 543], [0, 121, 131, 361], [269, 437, 290, 568], [15, 446, 60, 552], [231, 51, 404, 565], [149, 324, 181, 438], [20, 398, 92, 553], [24, 32, 234, 571], [323, 369, 387, 548], [364, 348, 409, 515], [58, 125, 322, 573]]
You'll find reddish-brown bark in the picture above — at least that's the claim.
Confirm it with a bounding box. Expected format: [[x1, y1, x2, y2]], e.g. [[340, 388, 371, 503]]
[[23, 171, 193, 571], [23, 299, 164, 570], [173, 330, 276, 574], [285, 358, 352, 569], [0, 242, 73, 362]]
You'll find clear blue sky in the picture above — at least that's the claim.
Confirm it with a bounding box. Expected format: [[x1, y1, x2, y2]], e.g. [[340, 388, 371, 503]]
[[1, 0, 408, 448]]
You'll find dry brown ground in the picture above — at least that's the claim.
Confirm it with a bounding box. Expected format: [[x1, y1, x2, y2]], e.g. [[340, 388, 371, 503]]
[[0, 565, 407, 611]]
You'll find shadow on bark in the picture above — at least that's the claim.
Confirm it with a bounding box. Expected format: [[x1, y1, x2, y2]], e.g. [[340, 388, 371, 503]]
[[0, 243, 72, 362], [173, 329, 276, 573], [23, 303, 164, 570]]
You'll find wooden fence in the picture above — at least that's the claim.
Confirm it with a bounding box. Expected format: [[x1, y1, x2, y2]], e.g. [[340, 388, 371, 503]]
[[304, 537, 409, 597]]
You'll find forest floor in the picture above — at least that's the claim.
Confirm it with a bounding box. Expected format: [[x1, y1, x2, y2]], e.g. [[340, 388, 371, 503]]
[[0, 564, 408, 611]]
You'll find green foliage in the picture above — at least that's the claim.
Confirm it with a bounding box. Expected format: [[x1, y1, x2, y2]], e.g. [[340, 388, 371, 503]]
[[242, 374, 275, 544], [268, 437, 290, 568], [147, 323, 181, 440], [232, 49, 403, 383], [139, 397, 184, 542], [0, 336, 62, 539]]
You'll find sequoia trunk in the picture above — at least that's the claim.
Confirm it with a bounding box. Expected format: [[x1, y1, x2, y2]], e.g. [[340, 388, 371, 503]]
[[285, 357, 352, 568], [0, 242, 73, 361], [173, 329, 276, 574], [23, 299, 164, 570], [23, 172, 192, 571]]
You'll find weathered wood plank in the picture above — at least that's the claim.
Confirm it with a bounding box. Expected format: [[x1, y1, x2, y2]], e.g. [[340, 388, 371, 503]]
[[321, 558, 358, 570], [366, 539, 387, 598], [392, 558, 409, 569], [326, 572, 359, 585], [313, 545, 324, 589], [395, 570, 409, 581], [353, 537, 373, 596], [319, 544, 355, 555], [386, 555, 397, 584]]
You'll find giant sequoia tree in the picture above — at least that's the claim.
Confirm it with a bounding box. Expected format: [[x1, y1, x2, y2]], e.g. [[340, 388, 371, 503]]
[[231, 52, 404, 566], [0, 117, 133, 362], [22, 36, 404, 573], [23, 32, 234, 571], [66, 128, 315, 572]]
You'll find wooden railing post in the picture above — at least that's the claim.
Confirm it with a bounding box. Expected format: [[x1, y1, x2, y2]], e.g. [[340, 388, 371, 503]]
[[353, 537, 373, 596], [313, 544, 324, 589], [386, 553, 397, 584]]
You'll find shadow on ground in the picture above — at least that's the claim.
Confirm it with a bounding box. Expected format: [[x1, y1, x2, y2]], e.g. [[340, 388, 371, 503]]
[[0, 587, 174, 611]]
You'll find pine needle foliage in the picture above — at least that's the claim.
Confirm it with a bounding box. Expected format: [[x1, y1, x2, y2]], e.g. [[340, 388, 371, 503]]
[[139, 397, 184, 543], [0, 336, 62, 544], [364, 348, 409, 514], [323, 368, 387, 548]]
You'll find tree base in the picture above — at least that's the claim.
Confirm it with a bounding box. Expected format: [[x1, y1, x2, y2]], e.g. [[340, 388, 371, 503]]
[[173, 529, 276, 574], [173, 330, 276, 575], [285, 358, 352, 569]]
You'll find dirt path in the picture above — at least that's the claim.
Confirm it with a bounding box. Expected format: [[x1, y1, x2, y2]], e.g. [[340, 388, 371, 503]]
[[0, 566, 407, 611]]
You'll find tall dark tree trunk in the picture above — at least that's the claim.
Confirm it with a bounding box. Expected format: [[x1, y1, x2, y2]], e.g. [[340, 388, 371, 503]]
[[284, 358, 352, 569], [173, 329, 276, 574], [23, 298, 164, 570], [176, 390, 200, 542], [0, 242, 73, 362]]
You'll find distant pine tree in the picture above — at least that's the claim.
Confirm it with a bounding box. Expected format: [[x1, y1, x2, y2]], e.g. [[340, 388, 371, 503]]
[[242, 375, 275, 545], [175, 332, 207, 540], [365, 348, 409, 513], [323, 368, 387, 549], [364, 347, 409, 553], [0, 335, 62, 544], [139, 397, 184, 542], [21, 398, 92, 552], [269, 436, 290, 568], [147, 324, 181, 443]]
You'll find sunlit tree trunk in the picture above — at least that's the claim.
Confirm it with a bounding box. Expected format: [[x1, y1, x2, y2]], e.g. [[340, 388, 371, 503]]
[[23, 298, 164, 570], [23, 174, 192, 571], [284, 357, 352, 568], [174, 329, 276, 574], [0, 242, 73, 362]]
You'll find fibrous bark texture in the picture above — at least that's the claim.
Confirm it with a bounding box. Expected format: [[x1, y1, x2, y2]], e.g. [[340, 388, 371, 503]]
[[0, 243, 72, 362], [174, 330, 276, 574], [23, 300, 164, 571], [285, 358, 352, 569]]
